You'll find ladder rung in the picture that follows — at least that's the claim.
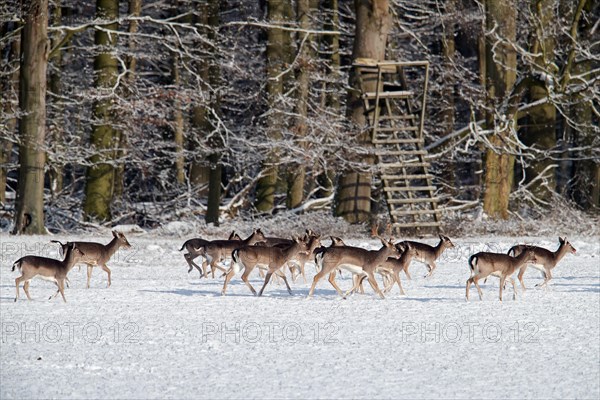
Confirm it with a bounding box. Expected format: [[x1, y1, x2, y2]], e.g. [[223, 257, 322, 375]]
[[381, 174, 433, 180], [372, 138, 423, 145], [384, 186, 436, 192], [379, 162, 430, 169], [390, 209, 441, 216], [363, 91, 414, 99], [387, 197, 440, 204], [373, 115, 417, 121], [376, 150, 427, 156], [391, 222, 441, 228], [372, 126, 419, 132]]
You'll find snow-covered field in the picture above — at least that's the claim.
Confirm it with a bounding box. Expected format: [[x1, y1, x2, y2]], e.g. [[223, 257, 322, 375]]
[[1, 232, 599, 399]]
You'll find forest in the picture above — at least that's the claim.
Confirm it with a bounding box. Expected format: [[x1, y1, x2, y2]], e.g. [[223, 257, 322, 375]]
[[0, 0, 598, 235]]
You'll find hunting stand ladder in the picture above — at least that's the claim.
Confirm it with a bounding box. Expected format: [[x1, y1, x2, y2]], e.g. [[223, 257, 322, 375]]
[[354, 59, 441, 234]]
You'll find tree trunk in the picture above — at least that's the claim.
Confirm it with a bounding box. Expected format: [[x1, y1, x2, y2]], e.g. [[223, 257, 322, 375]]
[[482, 0, 516, 219], [255, 0, 288, 212], [204, 0, 222, 225], [48, 4, 63, 198], [0, 24, 20, 205], [112, 0, 141, 199], [83, 0, 119, 222], [520, 0, 556, 198], [171, 54, 186, 185], [316, 0, 339, 199], [440, 0, 456, 189], [286, 0, 317, 209], [13, 0, 48, 234], [335, 0, 391, 223]]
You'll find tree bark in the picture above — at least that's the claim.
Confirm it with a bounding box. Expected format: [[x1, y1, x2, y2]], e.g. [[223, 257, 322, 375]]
[[48, 4, 64, 198], [0, 24, 20, 205], [335, 0, 391, 223], [520, 0, 556, 198], [13, 0, 49, 234], [83, 0, 119, 222], [286, 0, 317, 209], [482, 0, 516, 219], [204, 0, 222, 225], [316, 0, 339, 199], [255, 0, 288, 212]]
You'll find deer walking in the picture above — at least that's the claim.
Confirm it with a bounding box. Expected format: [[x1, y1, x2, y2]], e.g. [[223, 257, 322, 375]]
[[179, 231, 241, 278], [52, 231, 131, 288], [466, 249, 537, 301], [222, 236, 310, 296], [400, 235, 455, 279], [308, 237, 401, 299], [13, 243, 85, 302], [194, 229, 266, 278], [508, 237, 577, 290]]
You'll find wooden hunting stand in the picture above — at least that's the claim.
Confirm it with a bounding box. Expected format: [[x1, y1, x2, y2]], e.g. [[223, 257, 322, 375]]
[[354, 59, 441, 234]]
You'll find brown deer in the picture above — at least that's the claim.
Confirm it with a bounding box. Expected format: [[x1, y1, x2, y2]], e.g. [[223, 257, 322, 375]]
[[194, 229, 266, 278], [179, 231, 241, 278], [400, 235, 455, 279], [13, 243, 85, 302], [222, 236, 310, 296], [52, 231, 131, 288], [308, 237, 401, 299], [466, 249, 537, 301], [508, 237, 577, 290]]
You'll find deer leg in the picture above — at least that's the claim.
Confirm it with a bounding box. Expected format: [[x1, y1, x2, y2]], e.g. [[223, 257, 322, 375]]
[[86, 264, 93, 288], [258, 268, 275, 297], [425, 261, 437, 278], [538, 269, 552, 289], [22, 279, 32, 301], [100, 264, 111, 288], [466, 277, 472, 301], [308, 269, 328, 297], [366, 272, 385, 299], [240, 265, 257, 296], [403, 265, 412, 280], [50, 281, 61, 300], [356, 275, 366, 294], [499, 276, 506, 302], [343, 274, 363, 298], [221, 268, 236, 295], [57, 279, 67, 302], [328, 270, 345, 298], [508, 277, 518, 300], [472, 276, 483, 300], [394, 270, 406, 296], [276, 269, 293, 295], [517, 266, 527, 292], [184, 253, 203, 278]]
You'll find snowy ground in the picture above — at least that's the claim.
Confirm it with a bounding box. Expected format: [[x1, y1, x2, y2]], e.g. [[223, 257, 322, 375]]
[[1, 231, 599, 399]]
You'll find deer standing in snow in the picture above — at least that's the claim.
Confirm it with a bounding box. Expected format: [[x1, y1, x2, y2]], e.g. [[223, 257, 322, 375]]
[[13, 243, 85, 302]]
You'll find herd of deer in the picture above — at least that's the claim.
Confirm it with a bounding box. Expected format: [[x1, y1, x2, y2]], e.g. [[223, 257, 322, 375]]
[[10, 228, 577, 303]]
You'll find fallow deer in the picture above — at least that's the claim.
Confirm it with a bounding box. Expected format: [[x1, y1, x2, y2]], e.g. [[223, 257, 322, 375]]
[[194, 229, 266, 278], [13, 243, 85, 302], [222, 236, 310, 296], [179, 231, 241, 278], [508, 237, 577, 290], [400, 235, 455, 279], [466, 249, 537, 301], [308, 237, 401, 299], [52, 231, 131, 288]]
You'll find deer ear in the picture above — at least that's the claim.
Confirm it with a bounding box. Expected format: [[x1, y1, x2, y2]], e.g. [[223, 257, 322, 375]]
[[559, 236, 565, 243], [112, 230, 118, 238]]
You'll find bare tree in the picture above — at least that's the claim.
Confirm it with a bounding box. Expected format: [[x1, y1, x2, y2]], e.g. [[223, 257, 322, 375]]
[[13, 0, 49, 234], [335, 0, 391, 223]]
